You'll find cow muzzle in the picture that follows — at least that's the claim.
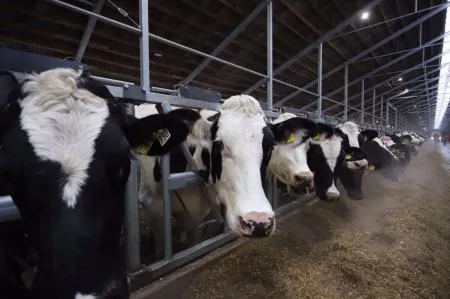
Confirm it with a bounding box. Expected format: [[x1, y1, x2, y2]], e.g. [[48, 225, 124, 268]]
[[238, 212, 275, 238], [289, 171, 315, 194]]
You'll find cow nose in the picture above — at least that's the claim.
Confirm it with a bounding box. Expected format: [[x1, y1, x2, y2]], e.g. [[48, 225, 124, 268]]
[[238, 212, 275, 238], [294, 172, 314, 185], [326, 190, 340, 202]]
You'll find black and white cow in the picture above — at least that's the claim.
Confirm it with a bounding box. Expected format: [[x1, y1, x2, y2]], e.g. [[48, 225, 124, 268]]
[[136, 95, 277, 250], [390, 133, 418, 157], [0, 68, 199, 299], [267, 112, 317, 196], [334, 121, 369, 200], [305, 122, 366, 202], [359, 130, 401, 181], [380, 135, 411, 168]]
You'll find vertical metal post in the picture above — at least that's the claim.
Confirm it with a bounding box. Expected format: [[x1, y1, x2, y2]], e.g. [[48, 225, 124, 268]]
[[266, 0, 273, 110], [372, 89, 376, 125], [161, 153, 173, 260], [361, 79, 365, 123], [380, 96, 384, 126], [344, 65, 348, 121], [139, 0, 150, 91], [386, 100, 390, 127], [318, 42, 323, 116], [395, 110, 398, 130], [124, 156, 141, 270]]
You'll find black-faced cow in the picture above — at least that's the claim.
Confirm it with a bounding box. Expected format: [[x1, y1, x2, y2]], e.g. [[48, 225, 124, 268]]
[[266, 113, 317, 196], [359, 130, 401, 181], [136, 95, 276, 249], [0, 68, 199, 299]]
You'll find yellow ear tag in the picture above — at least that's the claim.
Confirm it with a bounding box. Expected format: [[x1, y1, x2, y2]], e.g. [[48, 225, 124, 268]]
[[345, 154, 352, 160], [134, 130, 165, 155], [312, 133, 320, 141], [286, 133, 296, 143], [364, 136, 368, 141], [134, 140, 154, 155], [368, 165, 376, 171]]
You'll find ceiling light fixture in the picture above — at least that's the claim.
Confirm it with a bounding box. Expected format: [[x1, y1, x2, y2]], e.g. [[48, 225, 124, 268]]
[[361, 11, 370, 20]]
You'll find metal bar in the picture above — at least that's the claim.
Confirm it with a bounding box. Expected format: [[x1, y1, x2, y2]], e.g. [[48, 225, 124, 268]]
[[75, 0, 105, 62], [139, 0, 150, 91], [161, 152, 173, 260], [182, 1, 267, 84], [386, 100, 390, 126], [380, 96, 384, 126], [47, 0, 141, 33], [276, 4, 450, 107], [372, 88, 376, 124], [267, 0, 273, 110], [344, 65, 348, 121], [318, 42, 323, 115], [242, 0, 385, 94], [361, 79, 365, 123], [329, 46, 450, 116], [125, 158, 141, 270], [395, 109, 398, 129]]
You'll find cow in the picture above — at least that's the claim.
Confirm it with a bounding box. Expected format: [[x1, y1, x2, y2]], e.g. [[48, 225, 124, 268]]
[[0, 68, 200, 299], [359, 130, 401, 181], [266, 112, 317, 196], [380, 135, 411, 168], [334, 121, 369, 200], [136, 94, 278, 259], [305, 122, 360, 202], [390, 133, 418, 156]]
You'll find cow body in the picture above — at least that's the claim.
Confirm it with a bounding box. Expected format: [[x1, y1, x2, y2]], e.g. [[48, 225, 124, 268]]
[[0, 68, 199, 298]]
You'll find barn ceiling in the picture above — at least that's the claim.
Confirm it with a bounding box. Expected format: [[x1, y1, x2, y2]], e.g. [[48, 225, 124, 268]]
[[0, 0, 448, 128]]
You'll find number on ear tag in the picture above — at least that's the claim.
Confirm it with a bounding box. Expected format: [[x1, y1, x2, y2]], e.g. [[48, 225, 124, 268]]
[[345, 154, 352, 160], [368, 165, 376, 171], [157, 128, 171, 146], [286, 133, 296, 143]]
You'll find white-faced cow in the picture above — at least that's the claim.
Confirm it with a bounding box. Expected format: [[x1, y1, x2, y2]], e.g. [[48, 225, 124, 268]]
[[334, 121, 369, 200], [136, 95, 277, 252], [266, 112, 317, 196], [0, 68, 200, 299]]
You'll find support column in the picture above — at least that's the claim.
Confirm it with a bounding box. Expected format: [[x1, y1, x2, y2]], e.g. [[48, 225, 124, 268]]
[[361, 79, 365, 123], [266, 0, 273, 110], [372, 89, 376, 125], [344, 65, 348, 121], [139, 0, 150, 92], [318, 42, 323, 116], [380, 96, 384, 126]]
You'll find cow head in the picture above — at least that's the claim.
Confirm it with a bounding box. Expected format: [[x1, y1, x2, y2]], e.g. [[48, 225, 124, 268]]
[[0, 68, 199, 298], [359, 130, 401, 182], [187, 95, 275, 238], [267, 113, 317, 196], [334, 121, 368, 200], [306, 123, 347, 202]]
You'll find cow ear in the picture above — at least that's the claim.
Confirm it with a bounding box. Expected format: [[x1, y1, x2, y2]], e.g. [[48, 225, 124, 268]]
[[125, 109, 201, 156], [270, 117, 318, 143]]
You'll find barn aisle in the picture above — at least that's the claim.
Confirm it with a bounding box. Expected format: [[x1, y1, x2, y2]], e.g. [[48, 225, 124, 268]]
[[171, 142, 450, 299]]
